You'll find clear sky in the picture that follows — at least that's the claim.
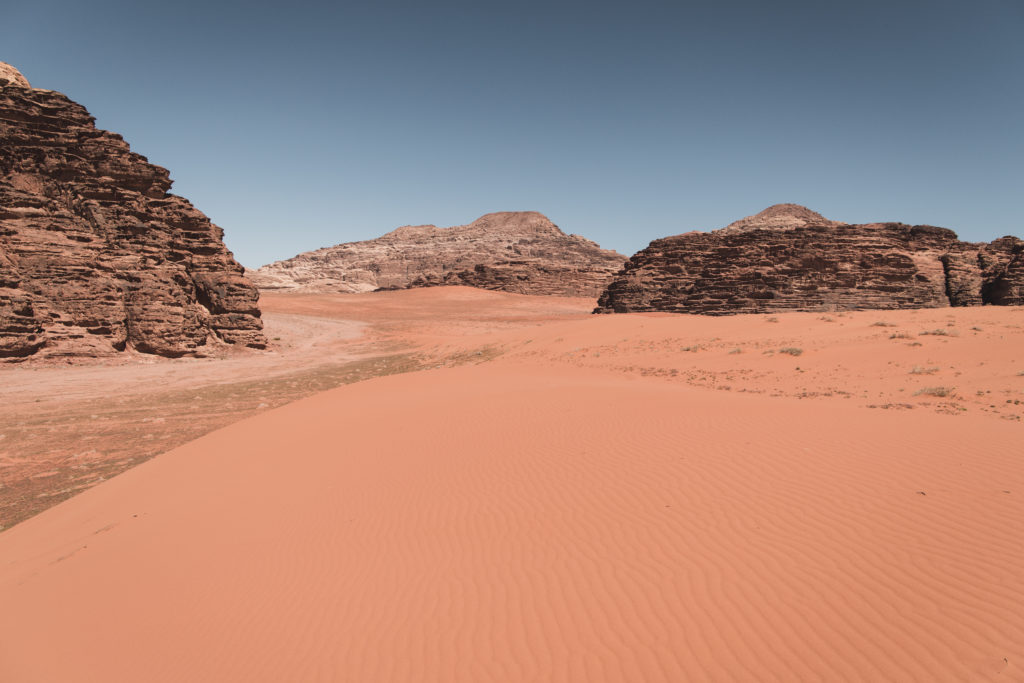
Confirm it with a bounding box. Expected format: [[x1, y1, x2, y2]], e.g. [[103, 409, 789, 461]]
[[4, 0, 1022, 267]]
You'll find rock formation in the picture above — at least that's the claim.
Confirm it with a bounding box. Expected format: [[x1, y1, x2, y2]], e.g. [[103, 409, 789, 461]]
[[718, 203, 846, 234], [0, 62, 30, 89], [0, 62, 264, 360], [595, 204, 1023, 315], [253, 211, 625, 298]]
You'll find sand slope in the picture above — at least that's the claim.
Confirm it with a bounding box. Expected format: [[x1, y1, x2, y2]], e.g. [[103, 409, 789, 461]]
[[0, 288, 595, 528], [6, 288, 1022, 530], [1, 354, 1021, 681]]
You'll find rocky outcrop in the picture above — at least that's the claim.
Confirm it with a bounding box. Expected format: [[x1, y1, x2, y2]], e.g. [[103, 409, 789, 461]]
[[0, 62, 264, 360], [253, 211, 626, 298], [595, 204, 1023, 315], [978, 236, 1024, 306], [718, 203, 846, 234], [0, 63, 30, 89]]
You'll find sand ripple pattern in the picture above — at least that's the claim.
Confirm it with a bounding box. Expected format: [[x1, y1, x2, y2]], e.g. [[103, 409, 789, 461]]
[[0, 364, 1021, 682]]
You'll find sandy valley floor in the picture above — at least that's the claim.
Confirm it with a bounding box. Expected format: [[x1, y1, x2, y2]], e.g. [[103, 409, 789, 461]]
[[1, 288, 1022, 681], [0, 289, 592, 529]]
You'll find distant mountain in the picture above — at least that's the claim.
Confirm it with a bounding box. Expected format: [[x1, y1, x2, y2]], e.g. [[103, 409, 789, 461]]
[[253, 211, 626, 298]]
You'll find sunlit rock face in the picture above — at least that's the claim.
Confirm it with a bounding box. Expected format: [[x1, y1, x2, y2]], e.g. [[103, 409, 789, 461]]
[[254, 211, 627, 298], [0, 62, 31, 88], [1, 63, 265, 360]]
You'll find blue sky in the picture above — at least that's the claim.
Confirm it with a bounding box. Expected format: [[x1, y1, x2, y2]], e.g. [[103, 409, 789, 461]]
[[4, 0, 1022, 267]]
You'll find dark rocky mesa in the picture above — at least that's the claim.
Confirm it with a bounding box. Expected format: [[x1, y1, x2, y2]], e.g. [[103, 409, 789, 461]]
[[596, 205, 1023, 315]]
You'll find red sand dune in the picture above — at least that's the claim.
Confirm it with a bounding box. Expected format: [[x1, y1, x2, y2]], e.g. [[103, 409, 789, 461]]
[[1, 291, 1023, 681]]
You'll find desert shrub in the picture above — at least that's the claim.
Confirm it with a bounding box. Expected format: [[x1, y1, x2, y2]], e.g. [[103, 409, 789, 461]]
[[871, 321, 896, 327], [889, 332, 913, 339], [919, 329, 959, 337], [909, 366, 939, 375], [779, 347, 803, 356], [914, 386, 955, 397]]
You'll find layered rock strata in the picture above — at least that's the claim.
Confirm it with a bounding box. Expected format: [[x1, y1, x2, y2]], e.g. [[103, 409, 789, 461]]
[[253, 211, 625, 298], [0, 62, 264, 360], [596, 204, 1023, 314]]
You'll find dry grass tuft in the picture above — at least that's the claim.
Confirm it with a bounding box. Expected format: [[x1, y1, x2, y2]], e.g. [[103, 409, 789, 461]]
[[914, 386, 955, 398]]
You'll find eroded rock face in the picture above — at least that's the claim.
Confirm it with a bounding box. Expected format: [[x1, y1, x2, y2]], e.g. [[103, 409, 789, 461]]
[[1, 66, 264, 360], [0, 62, 31, 89], [718, 203, 846, 234], [595, 205, 1023, 314], [253, 211, 626, 298]]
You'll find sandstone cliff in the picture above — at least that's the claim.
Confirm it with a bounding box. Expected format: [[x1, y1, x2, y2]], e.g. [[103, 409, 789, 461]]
[[253, 211, 626, 298], [595, 204, 1023, 314], [0, 62, 264, 360]]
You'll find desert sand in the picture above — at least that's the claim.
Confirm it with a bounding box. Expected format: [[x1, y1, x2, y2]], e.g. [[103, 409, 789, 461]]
[[0, 289, 594, 528], [1, 288, 1022, 681]]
